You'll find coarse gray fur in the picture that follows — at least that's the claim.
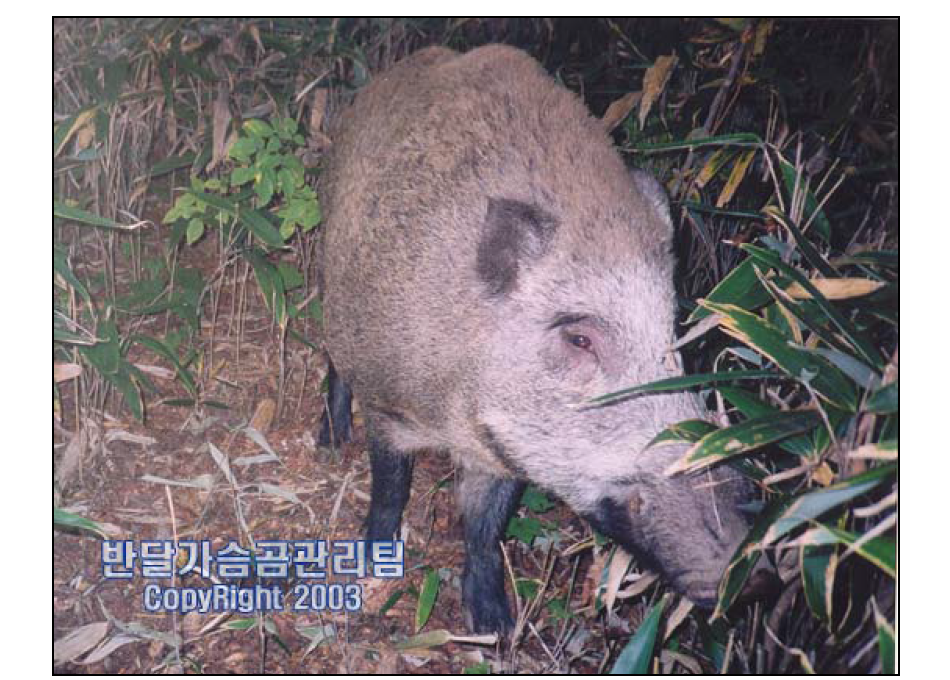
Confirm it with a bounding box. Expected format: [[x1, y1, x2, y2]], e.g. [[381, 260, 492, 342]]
[[320, 45, 756, 630]]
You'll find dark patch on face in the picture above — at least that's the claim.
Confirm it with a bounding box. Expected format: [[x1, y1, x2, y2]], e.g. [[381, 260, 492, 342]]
[[583, 497, 661, 574], [476, 423, 529, 478], [476, 197, 558, 296]]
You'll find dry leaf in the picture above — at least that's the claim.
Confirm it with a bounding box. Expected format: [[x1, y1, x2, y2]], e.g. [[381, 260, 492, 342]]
[[639, 54, 678, 129], [812, 462, 835, 486], [207, 84, 233, 172], [54, 621, 109, 665], [249, 398, 276, 433], [55, 362, 82, 383], [80, 634, 139, 665], [603, 548, 633, 613], [310, 88, 329, 137], [785, 278, 885, 300], [602, 91, 641, 132], [716, 149, 756, 208], [56, 425, 88, 488], [56, 109, 96, 157]]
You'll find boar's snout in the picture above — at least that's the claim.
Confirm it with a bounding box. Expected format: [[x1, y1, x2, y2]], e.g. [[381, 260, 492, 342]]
[[583, 461, 758, 609]]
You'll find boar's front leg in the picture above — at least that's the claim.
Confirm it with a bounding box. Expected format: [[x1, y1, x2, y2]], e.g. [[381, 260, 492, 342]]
[[317, 361, 353, 448], [364, 431, 414, 541], [458, 467, 526, 634]]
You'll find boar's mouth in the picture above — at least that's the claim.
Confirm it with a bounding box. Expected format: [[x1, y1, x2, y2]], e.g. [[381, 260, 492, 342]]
[[582, 495, 722, 609]]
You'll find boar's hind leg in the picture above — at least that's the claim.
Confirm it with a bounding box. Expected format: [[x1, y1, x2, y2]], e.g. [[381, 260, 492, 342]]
[[459, 468, 526, 634], [317, 361, 353, 447], [364, 432, 414, 541]]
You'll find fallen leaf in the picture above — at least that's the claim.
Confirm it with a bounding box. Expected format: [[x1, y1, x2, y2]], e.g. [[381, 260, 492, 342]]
[[54, 622, 109, 665], [602, 92, 641, 132], [639, 54, 678, 128]]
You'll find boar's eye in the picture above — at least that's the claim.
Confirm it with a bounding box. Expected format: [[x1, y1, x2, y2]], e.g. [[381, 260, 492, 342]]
[[567, 333, 592, 351]]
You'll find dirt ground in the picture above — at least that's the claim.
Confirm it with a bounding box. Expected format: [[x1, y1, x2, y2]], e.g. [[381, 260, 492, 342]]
[[53, 235, 621, 674]]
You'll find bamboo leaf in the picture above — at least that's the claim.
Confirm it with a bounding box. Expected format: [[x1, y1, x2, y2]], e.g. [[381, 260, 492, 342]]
[[415, 568, 441, 633], [55, 202, 133, 231], [647, 419, 717, 449], [591, 370, 780, 406], [761, 464, 896, 546], [715, 386, 816, 457], [866, 381, 898, 414], [687, 258, 773, 323], [668, 411, 822, 475], [742, 243, 885, 370], [801, 542, 836, 621], [700, 300, 859, 411], [609, 596, 667, 674]]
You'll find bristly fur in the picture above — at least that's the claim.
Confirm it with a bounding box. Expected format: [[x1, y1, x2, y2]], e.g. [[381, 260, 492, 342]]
[[320, 45, 757, 631]]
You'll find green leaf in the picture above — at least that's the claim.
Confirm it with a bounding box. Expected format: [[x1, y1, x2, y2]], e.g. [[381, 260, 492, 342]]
[[464, 661, 491, 674], [102, 56, 129, 103], [54, 247, 91, 304], [245, 249, 287, 324], [231, 165, 255, 186], [228, 136, 259, 162], [742, 247, 884, 371], [866, 381, 898, 414], [278, 167, 300, 195], [715, 495, 790, 617], [105, 366, 144, 421], [185, 217, 205, 245], [701, 300, 859, 411], [415, 568, 441, 633], [520, 486, 557, 513], [634, 132, 762, 153], [590, 370, 780, 406], [506, 516, 545, 544], [79, 319, 121, 375], [277, 117, 299, 139], [256, 169, 276, 205], [687, 258, 774, 323], [276, 262, 305, 291], [54, 201, 129, 231], [243, 119, 274, 138], [132, 335, 198, 397], [187, 189, 237, 216], [801, 542, 836, 621], [646, 419, 717, 448], [776, 160, 832, 242], [715, 386, 816, 457], [609, 596, 667, 674], [54, 508, 108, 538], [669, 411, 822, 474], [148, 152, 197, 178], [761, 463, 896, 546], [799, 347, 881, 391], [800, 524, 896, 577], [239, 207, 285, 248]]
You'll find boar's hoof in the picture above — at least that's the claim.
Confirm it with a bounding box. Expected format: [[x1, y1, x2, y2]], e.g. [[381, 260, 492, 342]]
[[463, 587, 515, 635]]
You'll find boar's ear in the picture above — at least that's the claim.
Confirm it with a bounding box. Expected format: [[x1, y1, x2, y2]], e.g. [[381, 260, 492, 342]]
[[476, 198, 558, 296], [630, 169, 672, 232]]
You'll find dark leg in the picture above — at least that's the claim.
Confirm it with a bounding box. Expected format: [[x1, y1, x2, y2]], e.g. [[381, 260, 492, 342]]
[[364, 431, 414, 541], [458, 468, 526, 634], [317, 361, 353, 447]]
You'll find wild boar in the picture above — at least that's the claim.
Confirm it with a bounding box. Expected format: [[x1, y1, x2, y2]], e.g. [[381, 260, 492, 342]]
[[317, 44, 757, 633]]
